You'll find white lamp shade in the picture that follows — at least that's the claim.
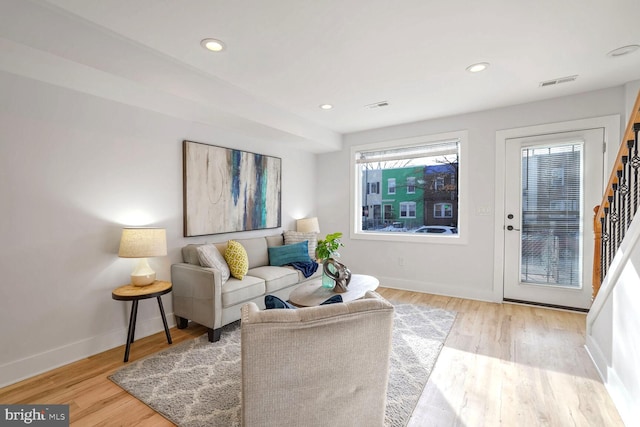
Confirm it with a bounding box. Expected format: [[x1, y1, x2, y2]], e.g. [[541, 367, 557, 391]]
[[118, 228, 167, 258], [296, 217, 320, 233], [118, 228, 167, 286]]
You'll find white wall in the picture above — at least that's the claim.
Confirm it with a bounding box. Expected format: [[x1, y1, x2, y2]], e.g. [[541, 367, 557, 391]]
[[317, 86, 626, 300], [0, 70, 317, 387]]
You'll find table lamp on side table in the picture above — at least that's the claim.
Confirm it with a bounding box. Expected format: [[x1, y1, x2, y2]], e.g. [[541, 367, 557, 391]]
[[118, 227, 167, 286]]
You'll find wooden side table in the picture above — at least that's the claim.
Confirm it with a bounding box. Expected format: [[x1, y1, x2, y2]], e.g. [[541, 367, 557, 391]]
[[112, 280, 173, 362]]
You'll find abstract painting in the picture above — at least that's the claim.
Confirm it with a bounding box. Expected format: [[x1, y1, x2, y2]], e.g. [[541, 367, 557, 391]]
[[183, 140, 281, 236]]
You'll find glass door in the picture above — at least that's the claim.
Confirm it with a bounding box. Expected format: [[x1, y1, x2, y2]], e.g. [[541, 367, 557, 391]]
[[503, 129, 604, 310]]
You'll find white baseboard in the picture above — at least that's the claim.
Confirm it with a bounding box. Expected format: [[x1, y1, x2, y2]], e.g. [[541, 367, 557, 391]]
[[377, 276, 498, 303], [0, 312, 176, 388], [585, 335, 636, 426]]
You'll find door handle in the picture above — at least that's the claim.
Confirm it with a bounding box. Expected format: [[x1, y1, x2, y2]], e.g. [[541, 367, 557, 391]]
[[507, 225, 520, 231]]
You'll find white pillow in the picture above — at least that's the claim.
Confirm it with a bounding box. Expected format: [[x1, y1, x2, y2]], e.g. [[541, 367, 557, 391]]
[[197, 244, 230, 283], [283, 230, 318, 260]]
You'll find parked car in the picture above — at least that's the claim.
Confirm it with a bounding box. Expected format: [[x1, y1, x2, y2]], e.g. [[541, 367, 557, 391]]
[[413, 225, 458, 234], [379, 222, 408, 232]]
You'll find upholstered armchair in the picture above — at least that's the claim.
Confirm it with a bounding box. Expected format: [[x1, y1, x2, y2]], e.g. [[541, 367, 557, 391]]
[[240, 291, 394, 427]]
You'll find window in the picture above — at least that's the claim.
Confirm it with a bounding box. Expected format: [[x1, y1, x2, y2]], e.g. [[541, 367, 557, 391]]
[[407, 177, 416, 194], [351, 130, 467, 243], [400, 202, 416, 218], [367, 182, 380, 194], [434, 203, 453, 218]]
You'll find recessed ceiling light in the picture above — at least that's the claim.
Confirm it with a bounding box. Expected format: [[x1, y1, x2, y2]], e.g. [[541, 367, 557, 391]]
[[607, 45, 640, 57], [319, 104, 333, 110], [200, 38, 225, 52], [466, 62, 490, 73]]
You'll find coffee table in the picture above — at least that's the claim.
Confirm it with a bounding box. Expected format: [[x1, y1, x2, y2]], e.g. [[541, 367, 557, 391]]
[[288, 274, 379, 307]]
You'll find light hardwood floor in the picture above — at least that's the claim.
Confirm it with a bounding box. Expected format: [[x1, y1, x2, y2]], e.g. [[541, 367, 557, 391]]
[[0, 288, 623, 426]]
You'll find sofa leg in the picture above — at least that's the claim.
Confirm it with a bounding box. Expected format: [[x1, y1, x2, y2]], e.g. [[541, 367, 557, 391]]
[[208, 328, 221, 342], [176, 316, 188, 329]]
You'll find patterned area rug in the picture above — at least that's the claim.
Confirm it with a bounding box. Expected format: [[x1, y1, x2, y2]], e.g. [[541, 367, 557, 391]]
[[109, 302, 456, 427]]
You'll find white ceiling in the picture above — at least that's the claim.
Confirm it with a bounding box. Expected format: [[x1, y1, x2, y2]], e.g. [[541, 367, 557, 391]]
[[2, 0, 640, 152]]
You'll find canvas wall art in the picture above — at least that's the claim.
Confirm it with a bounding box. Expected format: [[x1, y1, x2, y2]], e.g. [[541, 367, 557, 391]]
[[183, 140, 282, 236]]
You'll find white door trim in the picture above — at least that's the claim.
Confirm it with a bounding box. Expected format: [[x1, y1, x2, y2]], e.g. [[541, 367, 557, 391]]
[[493, 115, 620, 303]]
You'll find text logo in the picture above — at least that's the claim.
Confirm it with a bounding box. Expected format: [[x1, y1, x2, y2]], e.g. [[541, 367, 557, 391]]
[[1, 405, 68, 426]]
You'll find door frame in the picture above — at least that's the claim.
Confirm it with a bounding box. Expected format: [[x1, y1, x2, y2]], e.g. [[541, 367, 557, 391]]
[[493, 115, 620, 303]]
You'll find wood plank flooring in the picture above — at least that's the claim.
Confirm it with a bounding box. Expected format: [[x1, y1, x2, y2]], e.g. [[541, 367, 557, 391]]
[[0, 288, 623, 426]]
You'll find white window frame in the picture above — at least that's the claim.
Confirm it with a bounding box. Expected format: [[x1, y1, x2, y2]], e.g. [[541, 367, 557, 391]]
[[350, 130, 468, 244], [434, 202, 453, 218], [388, 178, 396, 195], [400, 201, 416, 218], [406, 177, 416, 194]]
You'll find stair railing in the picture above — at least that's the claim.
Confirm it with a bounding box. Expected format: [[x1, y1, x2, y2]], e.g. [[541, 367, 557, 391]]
[[593, 90, 640, 299]]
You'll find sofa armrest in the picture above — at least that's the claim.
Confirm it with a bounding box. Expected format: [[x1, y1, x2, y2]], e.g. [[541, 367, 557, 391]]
[[171, 263, 223, 330]]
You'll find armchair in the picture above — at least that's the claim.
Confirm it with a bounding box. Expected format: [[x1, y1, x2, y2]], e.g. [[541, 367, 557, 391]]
[[240, 291, 394, 427]]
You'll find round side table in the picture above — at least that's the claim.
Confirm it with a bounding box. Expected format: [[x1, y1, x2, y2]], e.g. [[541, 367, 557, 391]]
[[112, 280, 173, 362]]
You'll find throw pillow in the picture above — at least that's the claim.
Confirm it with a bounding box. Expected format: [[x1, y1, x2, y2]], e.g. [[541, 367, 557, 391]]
[[268, 241, 312, 266], [264, 295, 296, 309], [196, 244, 231, 284], [319, 294, 343, 305], [284, 230, 318, 260], [224, 240, 249, 280], [264, 294, 342, 310]]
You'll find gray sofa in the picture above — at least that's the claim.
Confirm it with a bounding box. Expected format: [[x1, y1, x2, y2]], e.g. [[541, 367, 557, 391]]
[[171, 233, 321, 342]]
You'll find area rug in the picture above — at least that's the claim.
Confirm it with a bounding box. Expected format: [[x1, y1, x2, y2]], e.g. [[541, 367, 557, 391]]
[[109, 302, 456, 427]]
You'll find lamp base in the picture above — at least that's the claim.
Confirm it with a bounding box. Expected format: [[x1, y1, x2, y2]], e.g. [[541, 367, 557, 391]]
[[130, 258, 156, 286], [131, 273, 156, 286]]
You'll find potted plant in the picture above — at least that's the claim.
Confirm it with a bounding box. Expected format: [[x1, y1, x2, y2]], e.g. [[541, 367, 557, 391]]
[[316, 232, 344, 261], [316, 232, 351, 292]]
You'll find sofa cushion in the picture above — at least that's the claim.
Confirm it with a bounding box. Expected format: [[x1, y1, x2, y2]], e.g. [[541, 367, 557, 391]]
[[268, 241, 311, 266], [248, 266, 298, 293], [197, 244, 230, 283], [221, 275, 266, 307], [235, 236, 269, 269], [182, 244, 205, 265], [284, 230, 318, 260], [225, 240, 249, 280], [266, 234, 284, 248]]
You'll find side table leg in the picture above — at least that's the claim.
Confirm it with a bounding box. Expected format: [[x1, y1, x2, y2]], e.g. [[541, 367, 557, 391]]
[[157, 296, 172, 344], [124, 300, 139, 363]]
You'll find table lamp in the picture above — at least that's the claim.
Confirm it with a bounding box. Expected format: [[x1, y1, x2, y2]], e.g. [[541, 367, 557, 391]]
[[118, 227, 167, 286], [296, 217, 320, 233]]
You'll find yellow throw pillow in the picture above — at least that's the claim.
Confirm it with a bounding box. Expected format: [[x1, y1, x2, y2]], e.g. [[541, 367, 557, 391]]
[[224, 240, 249, 280]]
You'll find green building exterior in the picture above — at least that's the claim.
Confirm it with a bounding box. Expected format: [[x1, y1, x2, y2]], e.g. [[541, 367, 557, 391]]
[[380, 166, 425, 229]]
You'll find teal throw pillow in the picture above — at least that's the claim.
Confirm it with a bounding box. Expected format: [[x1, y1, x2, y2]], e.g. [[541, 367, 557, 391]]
[[268, 241, 312, 266]]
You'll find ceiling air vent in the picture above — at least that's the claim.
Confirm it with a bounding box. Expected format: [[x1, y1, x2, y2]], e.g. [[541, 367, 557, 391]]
[[365, 101, 390, 109], [539, 75, 578, 87]]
